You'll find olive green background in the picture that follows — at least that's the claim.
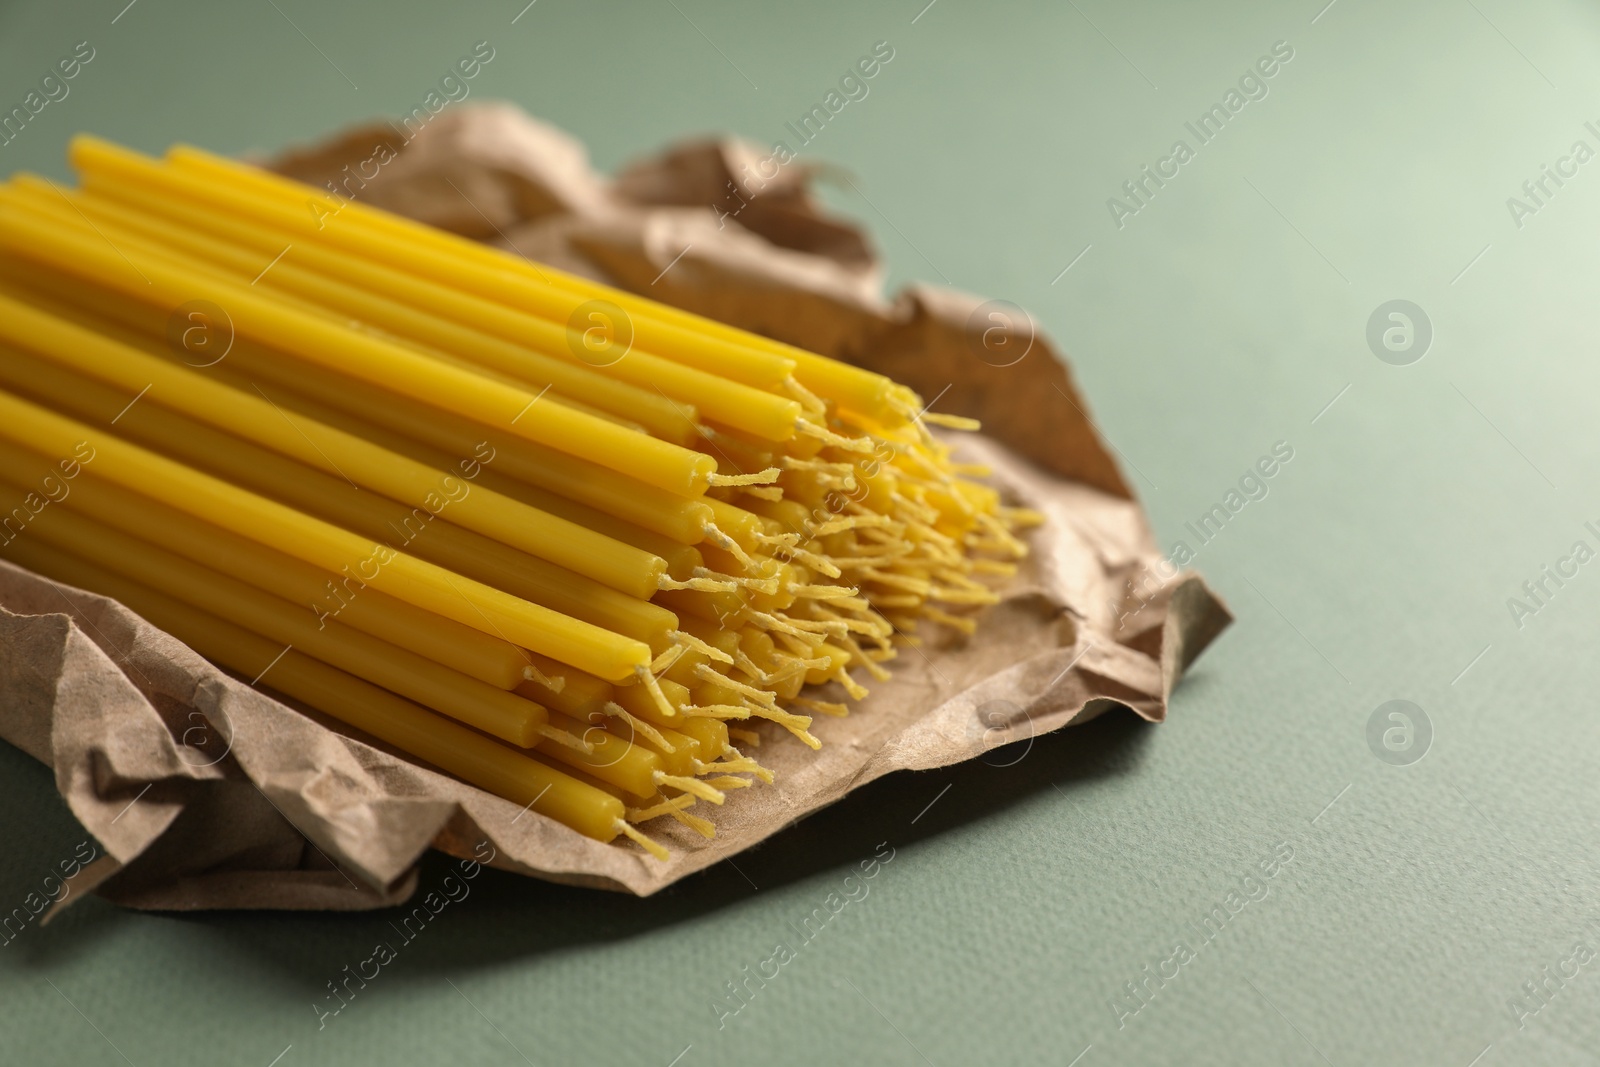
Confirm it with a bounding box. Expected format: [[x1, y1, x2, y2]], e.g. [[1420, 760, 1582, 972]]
[[4, 1, 1600, 1063]]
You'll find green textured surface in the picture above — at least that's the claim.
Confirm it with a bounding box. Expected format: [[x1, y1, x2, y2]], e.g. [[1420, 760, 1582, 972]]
[[4, 1, 1600, 1063]]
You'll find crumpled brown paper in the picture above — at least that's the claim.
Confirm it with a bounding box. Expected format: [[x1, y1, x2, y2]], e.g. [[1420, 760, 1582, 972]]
[[0, 103, 1230, 904]]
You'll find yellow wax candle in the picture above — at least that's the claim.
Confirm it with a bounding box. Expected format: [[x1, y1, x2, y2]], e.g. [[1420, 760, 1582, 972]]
[[176, 350, 708, 582], [0, 387, 652, 680], [612, 676, 694, 728], [0, 436, 528, 690], [1, 536, 628, 842], [700, 427, 777, 479], [207, 332, 719, 544], [157, 141, 912, 424], [612, 716, 703, 777], [664, 616, 744, 691], [0, 347, 681, 652], [41, 177, 803, 442], [0, 243, 643, 441], [162, 143, 906, 416], [745, 628, 810, 701], [692, 676, 752, 710], [147, 141, 800, 389], [653, 587, 740, 629], [0, 489, 548, 747], [703, 497, 778, 549], [540, 712, 663, 800], [0, 254, 720, 547], [8, 177, 702, 447], [677, 715, 732, 761], [660, 646, 712, 691], [739, 494, 816, 537], [659, 643, 716, 694], [776, 349, 901, 424], [471, 469, 705, 581], [0, 287, 673, 601], [0, 202, 719, 498], [515, 654, 614, 719]]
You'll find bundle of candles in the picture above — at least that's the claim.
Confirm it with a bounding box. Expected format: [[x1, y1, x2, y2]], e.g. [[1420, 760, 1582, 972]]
[[0, 136, 1039, 858]]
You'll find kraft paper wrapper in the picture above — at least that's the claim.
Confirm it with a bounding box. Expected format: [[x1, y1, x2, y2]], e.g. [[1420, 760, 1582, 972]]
[[0, 103, 1230, 906]]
